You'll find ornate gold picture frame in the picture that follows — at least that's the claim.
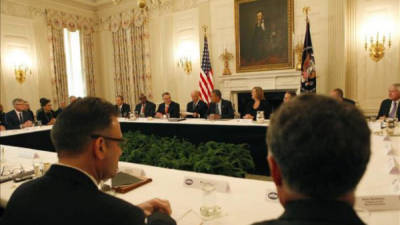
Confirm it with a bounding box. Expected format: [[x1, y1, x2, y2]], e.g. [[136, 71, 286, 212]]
[[235, 0, 294, 72]]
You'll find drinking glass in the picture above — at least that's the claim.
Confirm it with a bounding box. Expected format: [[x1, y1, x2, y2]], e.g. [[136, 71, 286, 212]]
[[200, 183, 221, 218]]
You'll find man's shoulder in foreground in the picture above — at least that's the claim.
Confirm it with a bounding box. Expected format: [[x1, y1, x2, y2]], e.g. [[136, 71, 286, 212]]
[[252, 200, 365, 225], [2, 165, 145, 225]]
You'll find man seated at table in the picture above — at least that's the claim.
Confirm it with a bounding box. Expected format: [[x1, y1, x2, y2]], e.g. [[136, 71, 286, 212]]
[[156, 92, 180, 118], [253, 94, 370, 225], [5, 98, 34, 130], [69, 95, 77, 104], [0, 103, 6, 131], [23, 100, 35, 121], [283, 91, 296, 103], [377, 83, 400, 120], [135, 94, 156, 117], [55, 101, 67, 118], [206, 89, 234, 119], [115, 95, 131, 117], [37, 98, 57, 125], [186, 90, 208, 118], [2, 97, 176, 225], [330, 88, 356, 105]]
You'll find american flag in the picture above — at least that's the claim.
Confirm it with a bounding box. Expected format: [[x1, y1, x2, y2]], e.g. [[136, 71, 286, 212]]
[[199, 36, 214, 104]]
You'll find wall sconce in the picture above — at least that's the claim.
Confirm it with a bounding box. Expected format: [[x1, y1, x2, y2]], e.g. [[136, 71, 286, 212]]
[[9, 50, 32, 84], [177, 57, 192, 74], [364, 32, 391, 62], [14, 65, 31, 84], [176, 41, 194, 75]]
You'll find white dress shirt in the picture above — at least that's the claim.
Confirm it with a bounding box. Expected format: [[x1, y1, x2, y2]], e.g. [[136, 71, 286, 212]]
[[389, 100, 399, 117]]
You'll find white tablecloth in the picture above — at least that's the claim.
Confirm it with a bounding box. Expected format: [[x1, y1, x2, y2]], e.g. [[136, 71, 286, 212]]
[[0, 121, 399, 224], [118, 118, 269, 127], [0, 125, 52, 137]]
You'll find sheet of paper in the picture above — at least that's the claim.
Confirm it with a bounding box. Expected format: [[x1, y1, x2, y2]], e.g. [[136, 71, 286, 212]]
[[355, 195, 400, 211]]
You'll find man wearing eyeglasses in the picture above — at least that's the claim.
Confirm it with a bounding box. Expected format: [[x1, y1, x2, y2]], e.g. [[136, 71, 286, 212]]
[[2, 97, 176, 225], [4, 98, 33, 130]]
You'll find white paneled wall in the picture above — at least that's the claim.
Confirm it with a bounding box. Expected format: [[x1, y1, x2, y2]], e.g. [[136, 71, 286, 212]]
[[353, 0, 400, 114], [1, 15, 39, 111]]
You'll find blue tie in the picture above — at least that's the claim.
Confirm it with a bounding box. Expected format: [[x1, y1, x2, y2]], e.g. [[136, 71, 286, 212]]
[[389, 101, 397, 118]]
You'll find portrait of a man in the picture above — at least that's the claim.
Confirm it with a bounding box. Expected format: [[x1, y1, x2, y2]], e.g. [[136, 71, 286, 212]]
[[235, 0, 293, 72]]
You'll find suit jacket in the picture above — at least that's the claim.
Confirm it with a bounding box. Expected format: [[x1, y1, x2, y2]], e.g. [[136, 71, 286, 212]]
[[4, 110, 33, 130], [2, 165, 176, 225], [245, 100, 272, 120], [0, 112, 6, 127], [253, 199, 365, 225], [207, 99, 234, 119], [343, 98, 356, 105], [377, 99, 400, 120], [135, 101, 156, 117], [157, 102, 180, 118], [186, 100, 208, 118], [116, 103, 131, 117], [25, 109, 35, 122], [37, 109, 56, 125], [55, 108, 63, 118]]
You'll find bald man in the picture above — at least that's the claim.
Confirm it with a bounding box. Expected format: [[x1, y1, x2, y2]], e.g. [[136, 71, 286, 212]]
[[134, 94, 156, 117], [186, 91, 208, 118]]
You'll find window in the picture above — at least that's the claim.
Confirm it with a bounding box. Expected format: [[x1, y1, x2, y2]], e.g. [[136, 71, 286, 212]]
[[63, 28, 86, 97]]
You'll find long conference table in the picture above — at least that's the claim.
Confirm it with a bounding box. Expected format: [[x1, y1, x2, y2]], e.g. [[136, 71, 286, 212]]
[[0, 120, 399, 225], [0, 118, 270, 175]]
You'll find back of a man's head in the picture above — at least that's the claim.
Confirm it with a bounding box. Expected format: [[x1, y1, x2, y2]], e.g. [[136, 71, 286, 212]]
[[267, 94, 371, 199], [51, 97, 118, 157]]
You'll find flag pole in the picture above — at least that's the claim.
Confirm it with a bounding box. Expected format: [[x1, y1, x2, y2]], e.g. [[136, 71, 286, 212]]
[[202, 25, 208, 38], [303, 7, 310, 23]]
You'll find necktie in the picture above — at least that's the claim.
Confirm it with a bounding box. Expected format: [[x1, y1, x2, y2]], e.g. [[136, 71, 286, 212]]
[[216, 103, 220, 115], [389, 101, 398, 118], [18, 112, 23, 123], [165, 105, 169, 114], [141, 104, 145, 114], [193, 102, 197, 111]]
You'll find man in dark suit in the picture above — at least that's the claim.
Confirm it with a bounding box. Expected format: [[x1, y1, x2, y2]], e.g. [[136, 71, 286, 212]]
[[377, 83, 400, 120], [135, 94, 156, 117], [186, 90, 208, 118], [330, 88, 356, 105], [23, 100, 35, 121], [2, 97, 176, 225], [206, 89, 234, 119], [5, 98, 34, 130], [253, 94, 370, 225], [115, 95, 131, 117], [0, 103, 6, 130], [156, 92, 180, 118]]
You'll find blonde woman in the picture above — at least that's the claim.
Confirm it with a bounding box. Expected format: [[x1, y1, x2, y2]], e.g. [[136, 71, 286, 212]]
[[243, 87, 272, 120]]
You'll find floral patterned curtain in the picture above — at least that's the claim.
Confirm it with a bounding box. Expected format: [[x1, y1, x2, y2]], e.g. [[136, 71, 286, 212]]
[[107, 10, 153, 107], [130, 20, 153, 103], [112, 28, 134, 107], [45, 9, 97, 105], [82, 32, 96, 96], [47, 24, 69, 107]]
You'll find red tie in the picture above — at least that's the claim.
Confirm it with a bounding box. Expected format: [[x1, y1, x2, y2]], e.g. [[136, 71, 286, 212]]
[[165, 105, 169, 114], [141, 104, 145, 114]]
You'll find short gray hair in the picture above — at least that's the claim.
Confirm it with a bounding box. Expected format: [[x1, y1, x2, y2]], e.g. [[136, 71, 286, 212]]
[[12, 98, 24, 106], [392, 83, 400, 90]]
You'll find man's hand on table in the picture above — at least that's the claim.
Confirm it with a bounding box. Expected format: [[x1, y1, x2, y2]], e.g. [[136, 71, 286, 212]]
[[138, 198, 172, 216]]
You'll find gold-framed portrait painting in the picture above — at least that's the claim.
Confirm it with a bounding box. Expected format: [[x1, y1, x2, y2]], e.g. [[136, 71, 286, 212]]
[[235, 0, 294, 72]]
